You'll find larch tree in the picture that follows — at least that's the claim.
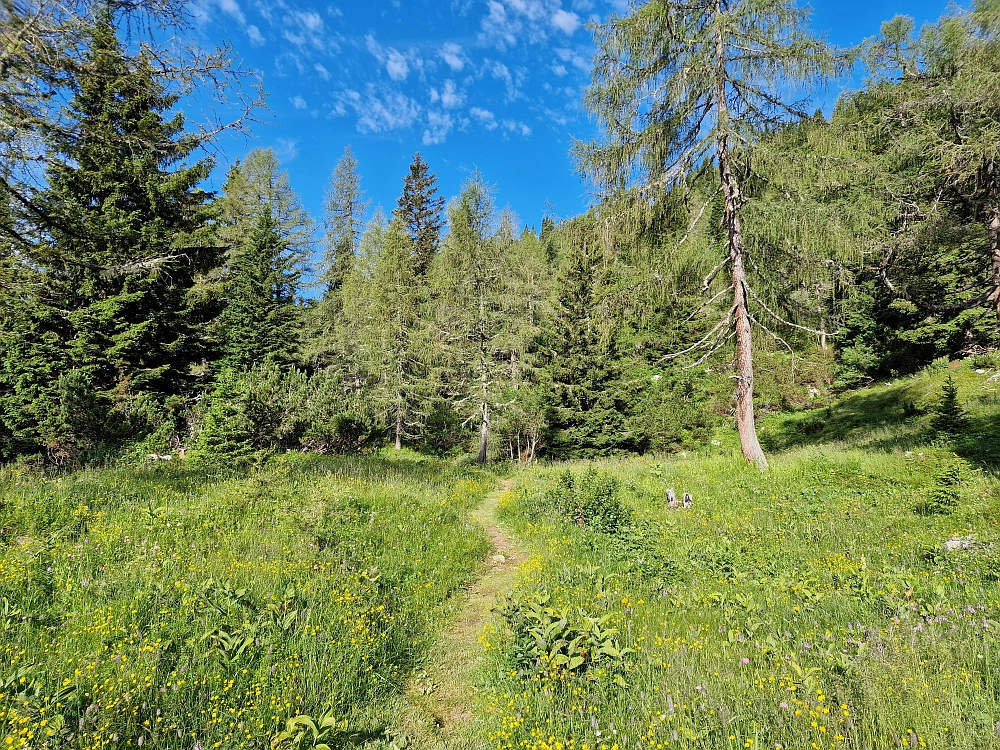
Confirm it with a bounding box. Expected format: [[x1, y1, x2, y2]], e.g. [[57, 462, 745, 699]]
[[857, 5, 1000, 326], [214, 148, 315, 261], [393, 153, 445, 277], [345, 218, 429, 450], [576, 0, 843, 470], [429, 172, 513, 463], [322, 146, 368, 296]]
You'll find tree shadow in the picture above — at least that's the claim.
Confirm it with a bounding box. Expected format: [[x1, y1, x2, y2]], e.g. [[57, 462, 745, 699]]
[[760, 383, 927, 453]]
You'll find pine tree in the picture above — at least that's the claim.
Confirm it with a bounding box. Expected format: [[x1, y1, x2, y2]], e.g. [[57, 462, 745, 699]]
[[0, 11, 215, 457], [394, 153, 445, 276], [576, 0, 843, 470], [544, 218, 640, 458], [322, 146, 368, 295], [217, 208, 302, 371]]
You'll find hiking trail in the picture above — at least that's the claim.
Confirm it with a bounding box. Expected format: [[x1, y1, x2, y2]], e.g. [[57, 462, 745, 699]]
[[399, 478, 527, 750]]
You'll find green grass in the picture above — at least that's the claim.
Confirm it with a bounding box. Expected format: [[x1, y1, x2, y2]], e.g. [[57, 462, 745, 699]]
[[0, 451, 493, 750], [5, 360, 1000, 750], [481, 360, 1000, 750]]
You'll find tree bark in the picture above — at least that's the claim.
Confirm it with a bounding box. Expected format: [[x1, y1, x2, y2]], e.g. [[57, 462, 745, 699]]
[[478, 401, 489, 463], [989, 203, 1000, 326], [715, 4, 768, 471], [987, 162, 1000, 326], [395, 409, 402, 450]]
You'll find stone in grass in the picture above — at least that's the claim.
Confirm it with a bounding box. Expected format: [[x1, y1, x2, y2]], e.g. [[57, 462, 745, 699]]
[[942, 537, 977, 552]]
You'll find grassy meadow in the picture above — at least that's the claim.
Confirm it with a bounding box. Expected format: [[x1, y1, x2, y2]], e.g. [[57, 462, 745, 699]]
[[4, 359, 1000, 750], [481, 360, 1000, 750], [0, 452, 493, 749]]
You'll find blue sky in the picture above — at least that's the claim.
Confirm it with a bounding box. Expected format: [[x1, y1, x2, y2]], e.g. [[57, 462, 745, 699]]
[[190, 0, 952, 235]]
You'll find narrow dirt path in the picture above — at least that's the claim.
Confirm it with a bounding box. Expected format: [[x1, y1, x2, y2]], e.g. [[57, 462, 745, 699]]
[[399, 478, 527, 750]]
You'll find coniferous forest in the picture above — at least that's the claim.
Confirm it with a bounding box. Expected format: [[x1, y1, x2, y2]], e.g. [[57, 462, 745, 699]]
[[6, 2, 1000, 749], [3, 0, 999, 470]]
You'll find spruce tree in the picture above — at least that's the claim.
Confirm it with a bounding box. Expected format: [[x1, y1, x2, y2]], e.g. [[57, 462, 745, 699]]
[[394, 153, 445, 276], [217, 208, 302, 371], [0, 11, 215, 457], [544, 219, 640, 458]]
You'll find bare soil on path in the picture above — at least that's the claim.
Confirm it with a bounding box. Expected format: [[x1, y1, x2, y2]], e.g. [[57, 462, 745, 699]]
[[399, 478, 526, 750]]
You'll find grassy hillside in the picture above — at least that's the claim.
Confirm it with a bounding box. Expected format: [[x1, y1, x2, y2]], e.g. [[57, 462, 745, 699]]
[[482, 359, 1000, 750], [0, 453, 493, 749]]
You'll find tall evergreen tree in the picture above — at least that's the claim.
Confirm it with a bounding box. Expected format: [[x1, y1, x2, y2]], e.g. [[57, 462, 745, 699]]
[[430, 173, 514, 463], [345, 218, 429, 449], [217, 208, 302, 371], [0, 10, 215, 458], [394, 153, 445, 276], [854, 6, 1000, 326], [576, 0, 843, 470], [544, 218, 640, 458], [322, 146, 368, 295], [214, 148, 315, 260]]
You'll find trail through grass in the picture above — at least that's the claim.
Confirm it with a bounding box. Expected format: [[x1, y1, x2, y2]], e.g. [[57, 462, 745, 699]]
[[401, 479, 528, 750]]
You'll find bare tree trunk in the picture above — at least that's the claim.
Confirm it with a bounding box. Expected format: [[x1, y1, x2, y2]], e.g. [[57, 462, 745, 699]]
[[986, 166, 1000, 327], [716, 7, 768, 471], [478, 401, 489, 464], [395, 409, 402, 450], [990, 204, 1000, 326]]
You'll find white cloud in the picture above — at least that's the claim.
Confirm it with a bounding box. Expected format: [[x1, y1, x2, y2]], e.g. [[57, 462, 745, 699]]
[[502, 119, 532, 137], [274, 138, 299, 162], [551, 8, 580, 34], [216, 0, 245, 24], [367, 35, 415, 82], [423, 111, 454, 145], [430, 80, 465, 109], [479, 1, 519, 48], [282, 10, 327, 50], [470, 106, 499, 131], [246, 24, 265, 46], [290, 95, 307, 110], [315, 63, 330, 80], [386, 49, 410, 81], [552, 63, 567, 76], [555, 46, 590, 71], [337, 86, 422, 134], [439, 42, 466, 71]]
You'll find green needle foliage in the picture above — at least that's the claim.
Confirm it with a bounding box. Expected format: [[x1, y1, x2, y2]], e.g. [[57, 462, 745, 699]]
[[217, 208, 302, 371], [0, 11, 216, 461], [393, 153, 445, 277], [576, 0, 846, 471]]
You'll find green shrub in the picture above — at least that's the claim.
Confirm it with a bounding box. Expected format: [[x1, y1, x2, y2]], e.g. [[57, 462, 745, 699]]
[[544, 468, 631, 534]]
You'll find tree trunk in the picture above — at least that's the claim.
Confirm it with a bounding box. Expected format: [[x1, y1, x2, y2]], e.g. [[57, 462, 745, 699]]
[[987, 195, 1000, 326], [478, 402, 489, 463], [395, 409, 402, 450], [715, 6, 768, 471]]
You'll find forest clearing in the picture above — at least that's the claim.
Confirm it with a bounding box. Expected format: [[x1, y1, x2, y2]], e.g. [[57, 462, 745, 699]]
[[4, 0, 1000, 748], [3, 361, 999, 749]]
